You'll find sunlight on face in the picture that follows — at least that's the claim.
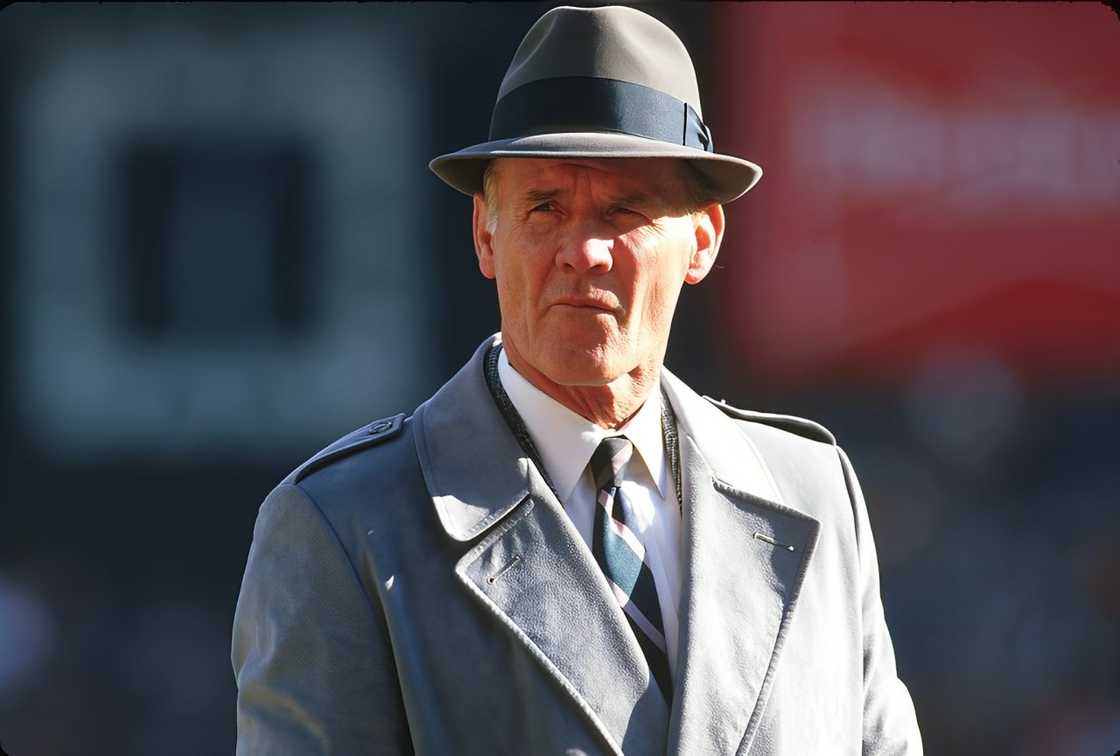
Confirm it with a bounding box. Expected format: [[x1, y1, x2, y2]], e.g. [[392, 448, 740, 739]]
[[475, 158, 717, 387]]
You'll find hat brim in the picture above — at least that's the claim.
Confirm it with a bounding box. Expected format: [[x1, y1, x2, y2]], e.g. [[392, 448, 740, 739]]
[[429, 131, 762, 205]]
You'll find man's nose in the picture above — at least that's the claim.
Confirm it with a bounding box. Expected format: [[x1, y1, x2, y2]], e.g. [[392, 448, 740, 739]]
[[555, 222, 614, 273]]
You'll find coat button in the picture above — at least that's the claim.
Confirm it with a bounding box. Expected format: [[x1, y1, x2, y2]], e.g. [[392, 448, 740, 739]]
[[368, 420, 393, 435]]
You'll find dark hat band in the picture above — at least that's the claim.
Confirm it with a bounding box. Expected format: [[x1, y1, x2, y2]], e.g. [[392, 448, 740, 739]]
[[489, 76, 714, 153]]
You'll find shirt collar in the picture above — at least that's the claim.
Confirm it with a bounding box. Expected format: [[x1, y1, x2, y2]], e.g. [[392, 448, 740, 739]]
[[497, 348, 667, 503]]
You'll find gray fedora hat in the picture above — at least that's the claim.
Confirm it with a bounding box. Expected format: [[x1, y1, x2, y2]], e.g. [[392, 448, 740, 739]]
[[429, 5, 762, 204]]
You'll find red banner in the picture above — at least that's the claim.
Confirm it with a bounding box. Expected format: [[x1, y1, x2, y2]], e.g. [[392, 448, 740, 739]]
[[713, 3, 1120, 387]]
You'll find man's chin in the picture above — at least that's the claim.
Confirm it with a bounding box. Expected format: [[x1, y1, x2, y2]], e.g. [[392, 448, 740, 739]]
[[544, 370, 617, 388]]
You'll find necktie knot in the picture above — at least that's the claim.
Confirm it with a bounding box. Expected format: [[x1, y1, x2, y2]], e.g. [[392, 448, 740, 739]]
[[589, 436, 634, 491]]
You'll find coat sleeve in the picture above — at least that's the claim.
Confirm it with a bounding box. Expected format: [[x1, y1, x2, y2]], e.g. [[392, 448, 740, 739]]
[[837, 448, 924, 756], [231, 483, 414, 755]]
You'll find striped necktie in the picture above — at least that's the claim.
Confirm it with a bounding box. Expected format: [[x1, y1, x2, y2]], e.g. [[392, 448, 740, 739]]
[[589, 436, 673, 702]]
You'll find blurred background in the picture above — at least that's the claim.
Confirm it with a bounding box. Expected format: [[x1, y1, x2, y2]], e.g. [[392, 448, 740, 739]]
[[0, 2, 1117, 754]]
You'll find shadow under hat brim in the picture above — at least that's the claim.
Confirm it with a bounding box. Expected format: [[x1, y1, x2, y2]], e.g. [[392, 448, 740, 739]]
[[429, 131, 762, 205]]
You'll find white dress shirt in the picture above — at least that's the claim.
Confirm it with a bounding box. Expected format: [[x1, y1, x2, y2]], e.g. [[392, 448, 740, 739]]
[[498, 349, 683, 676]]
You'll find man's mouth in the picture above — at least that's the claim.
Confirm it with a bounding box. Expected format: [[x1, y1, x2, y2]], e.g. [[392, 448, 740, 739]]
[[550, 294, 620, 312]]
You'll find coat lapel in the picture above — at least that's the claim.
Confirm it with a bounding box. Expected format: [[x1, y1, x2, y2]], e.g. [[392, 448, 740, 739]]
[[413, 336, 669, 756], [661, 370, 821, 755]]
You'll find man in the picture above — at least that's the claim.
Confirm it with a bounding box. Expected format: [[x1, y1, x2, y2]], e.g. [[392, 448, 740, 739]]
[[232, 5, 922, 755]]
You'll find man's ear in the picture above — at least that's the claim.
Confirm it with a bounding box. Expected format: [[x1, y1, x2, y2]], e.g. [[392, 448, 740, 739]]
[[684, 202, 725, 285], [472, 193, 497, 280]]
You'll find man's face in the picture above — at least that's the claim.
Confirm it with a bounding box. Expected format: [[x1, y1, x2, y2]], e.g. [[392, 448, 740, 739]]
[[472, 158, 724, 388]]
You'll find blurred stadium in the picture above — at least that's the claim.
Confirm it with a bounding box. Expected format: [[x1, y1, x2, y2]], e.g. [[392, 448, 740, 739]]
[[0, 3, 1117, 754]]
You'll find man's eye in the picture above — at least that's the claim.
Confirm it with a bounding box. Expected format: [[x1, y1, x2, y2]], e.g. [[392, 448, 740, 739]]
[[610, 206, 641, 218], [530, 202, 555, 213]]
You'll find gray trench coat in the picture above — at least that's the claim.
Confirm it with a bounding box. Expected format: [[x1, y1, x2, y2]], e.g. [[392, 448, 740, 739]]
[[232, 334, 922, 755]]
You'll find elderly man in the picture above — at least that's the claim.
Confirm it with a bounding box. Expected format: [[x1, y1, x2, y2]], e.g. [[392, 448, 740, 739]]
[[232, 5, 922, 755]]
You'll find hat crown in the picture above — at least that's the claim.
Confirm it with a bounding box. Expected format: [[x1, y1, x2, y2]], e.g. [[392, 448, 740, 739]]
[[427, 4, 762, 205], [497, 5, 703, 118]]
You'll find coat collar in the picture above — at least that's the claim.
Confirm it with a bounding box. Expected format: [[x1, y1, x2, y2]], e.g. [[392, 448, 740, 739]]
[[413, 333, 799, 543], [657, 366, 787, 510], [413, 335, 531, 542]]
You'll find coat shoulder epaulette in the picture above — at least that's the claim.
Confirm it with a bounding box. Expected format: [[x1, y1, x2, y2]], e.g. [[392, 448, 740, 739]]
[[292, 412, 408, 484], [703, 396, 836, 445]]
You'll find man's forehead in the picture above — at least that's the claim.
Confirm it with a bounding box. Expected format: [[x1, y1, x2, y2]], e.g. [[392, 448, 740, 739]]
[[495, 157, 687, 198]]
